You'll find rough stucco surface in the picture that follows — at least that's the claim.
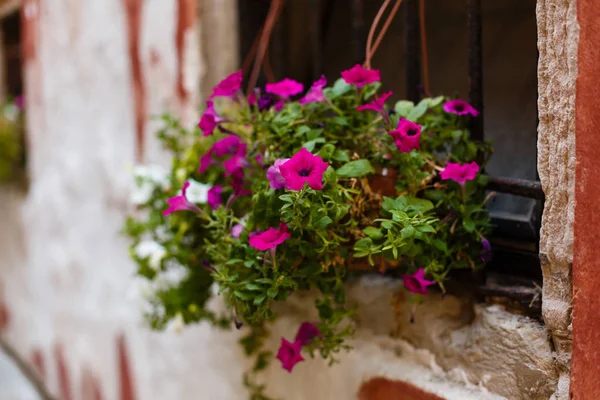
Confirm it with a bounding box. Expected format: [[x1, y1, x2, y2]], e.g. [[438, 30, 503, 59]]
[[536, 1, 578, 399]]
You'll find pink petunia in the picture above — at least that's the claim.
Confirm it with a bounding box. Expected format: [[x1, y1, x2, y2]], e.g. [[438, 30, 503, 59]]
[[266, 158, 290, 190], [266, 78, 304, 97], [299, 75, 327, 105], [247, 91, 257, 106], [388, 118, 421, 153], [294, 322, 320, 347], [163, 182, 202, 215], [230, 170, 252, 197], [341, 64, 380, 87], [231, 224, 244, 238], [210, 70, 243, 99], [223, 143, 248, 177], [402, 268, 435, 295], [439, 161, 480, 185], [279, 148, 329, 191], [207, 185, 223, 210], [443, 99, 480, 117], [357, 91, 392, 114], [276, 338, 304, 373], [198, 101, 225, 136], [198, 136, 242, 174], [249, 222, 291, 251]]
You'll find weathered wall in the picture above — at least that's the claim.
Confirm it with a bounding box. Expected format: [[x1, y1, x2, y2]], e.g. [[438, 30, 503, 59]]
[[537, 0, 578, 398]]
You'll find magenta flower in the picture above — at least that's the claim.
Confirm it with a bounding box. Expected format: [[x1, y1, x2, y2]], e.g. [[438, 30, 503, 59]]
[[276, 338, 304, 373], [357, 91, 392, 114], [231, 224, 244, 238], [481, 237, 492, 263], [388, 118, 421, 153], [439, 161, 480, 185], [210, 70, 243, 99], [443, 99, 480, 117], [207, 186, 223, 210], [247, 91, 257, 106], [15, 95, 24, 110], [249, 222, 291, 251], [341, 65, 380, 87], [223, 143, 248, 177], [279, 148, 329, 191], [258, 93, 276, 111], [198, 136, 242, 174], [266, 158, 290, 190], [294, 322, 320, 346], [299, 75, 327, 105], [402, 268, 435, 295], [198, 101, 224, 136], [163, 182, 202, 215], [266, 78, 304, 98], [230, 171, 252, 197]]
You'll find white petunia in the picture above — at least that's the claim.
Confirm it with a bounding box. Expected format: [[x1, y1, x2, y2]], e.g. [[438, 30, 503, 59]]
[[166, 312, 185, 334], [184, 178, 213, 204], [131, 164, 170, 205], [133, 240, 167, 270]]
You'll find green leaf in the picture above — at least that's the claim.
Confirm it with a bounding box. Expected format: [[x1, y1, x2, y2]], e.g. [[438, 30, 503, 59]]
[[394, 100, 414, 117], [382, 197, 397, 212], [363, 226, 384, 240], [328, 78, 352, 98], [330, 117, 349, 126], [314, 216, 333, 229], [317, 143, 336, 160], [432, 239, 448, 252], [254, 295, 266, 305], [405, 197, 434, 213], [477, 174, 490, 186], [401, 225, 415, 239], [406, 99, 428, 122], [245, 283, 262, 291], [234, 291, 251, 300], [323, 166, 337, 185], [416, 224, 436, 233], [462, 218, 476, 232], [267, 287, 279, 298], [428, 96, 445, 107], [337, 160, 375, 178], [302, 138, 326, 152], [353, 237, 373, 250], [381, 220, 394, 230], [332, 149, 350, 162]]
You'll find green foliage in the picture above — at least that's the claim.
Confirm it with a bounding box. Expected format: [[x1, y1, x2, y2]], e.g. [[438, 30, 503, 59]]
[[0, 99, 25, 184], [123, 74, 493, 398]]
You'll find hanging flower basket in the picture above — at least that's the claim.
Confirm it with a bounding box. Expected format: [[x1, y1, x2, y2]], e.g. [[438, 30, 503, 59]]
[[124, 64, 494, 397]]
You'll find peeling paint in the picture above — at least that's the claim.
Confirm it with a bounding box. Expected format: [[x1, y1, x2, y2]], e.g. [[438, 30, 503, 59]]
[[123, 0, 146, 163], [175, 0, 196, 103]]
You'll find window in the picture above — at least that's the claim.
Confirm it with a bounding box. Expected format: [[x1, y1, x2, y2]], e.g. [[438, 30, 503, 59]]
[[238, 0, 542, 315]]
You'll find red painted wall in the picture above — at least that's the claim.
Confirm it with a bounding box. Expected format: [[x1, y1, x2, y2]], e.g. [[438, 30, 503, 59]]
[[572, 0, 600, 397]]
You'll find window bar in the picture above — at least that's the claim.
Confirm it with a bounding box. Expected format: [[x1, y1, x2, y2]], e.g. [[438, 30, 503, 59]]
[[351, 0, 365, 65], [309, 0, 323, 81], [467, 0, 484, 141], [487, 176, 544, 200], [404, 0, 421, 102]]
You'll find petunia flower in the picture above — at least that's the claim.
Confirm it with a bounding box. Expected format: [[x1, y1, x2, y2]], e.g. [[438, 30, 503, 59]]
[[266, 158, 290, 189], [210, 70, 243, 99], [279, 148, 329, 191], [357, 91, 393, 114], [266, 78, 304, 98], [258, 93, 277, 111], [163, 182, 202, 215], [231, 224, 244, 238], [439, 161, 480, 185], [388, 118, 421, 153], [14, 95, 24, 110], [223, 143, 248, 177], [274, 100, 285, 112], [184, 179, 213, 204], [480, 237, 493, 263], [402, 268, 435, 295], [207, 185, 223, 210], [199, 136, 243, 174], [294, 322, 320, 346], [229, 171, 252, 198], [249, 222, 291, 251], [299, 75, 327, 104], [276, 338, 304, 373], [198, 101, 225, 136], [443, 99, 480, 117], [341, 64, 380, 87], [247, 91, 257, 106], [133, 240, 166, 270]]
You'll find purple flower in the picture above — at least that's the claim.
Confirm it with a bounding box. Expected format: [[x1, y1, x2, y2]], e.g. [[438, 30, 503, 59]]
[[276, 338, 304, 373], [198, 136, 242, 174], [481, 237, 493, 263], [163, 182, 202, 215], [294, 322, 320, 346], [388, 118, 421, 153], [299, 75, 327, 104], [223, 143, 248, 177], [443, 99, 480, 117], [402, 268, 435, 295], [202, 260, 217, 273], [341, 65, 380, 87], [231, 224, 244, 238], [258, 93, 277, 111], [247, 91, 257, 106], [279, 148, 329, 191], [266, 78, 304, 97], [357, 91, 392, 114], [14, 95, 24, 110], [439, 162, 480, 185], [230, 171, 252, 198], [198, 101, 224, 136], [249, 222, 291, 251], [274, 100, 285, 112], [266, 158, 290, 189], [210, 70, 243, 99], [207, 185, 223, 209]]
